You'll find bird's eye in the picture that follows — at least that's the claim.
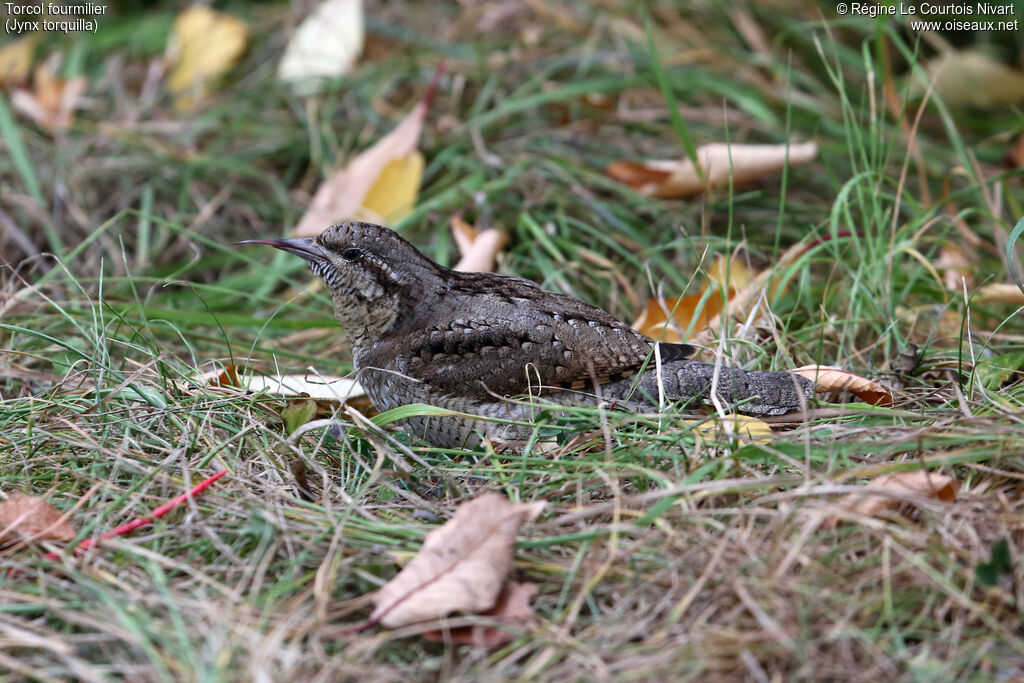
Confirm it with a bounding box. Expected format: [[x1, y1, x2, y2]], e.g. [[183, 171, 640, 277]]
[[341, 247, 364, 261]]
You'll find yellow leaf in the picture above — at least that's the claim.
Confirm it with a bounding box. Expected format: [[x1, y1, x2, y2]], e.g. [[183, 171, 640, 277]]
[[0, 35, 35, 86], [631, 253, 755, 342], [166, 5, 248, 110], [359, 150, 424, 225], [922, 50, 1024, 109], [691, 414, 773, 442], [706, 253, 754, 292], [632, 294, 723, 342], [294, 83, 433, 237]]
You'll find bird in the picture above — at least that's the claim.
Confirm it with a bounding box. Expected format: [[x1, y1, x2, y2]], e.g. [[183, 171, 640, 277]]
[[242, 222, 813, 448]]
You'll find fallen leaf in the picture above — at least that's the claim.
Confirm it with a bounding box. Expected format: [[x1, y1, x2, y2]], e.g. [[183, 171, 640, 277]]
[[370, 493, 545, 628], [205, 364, 241, 388], [243, 372, 364, 402], [450, 215, 506, 273], [975, 283, 1024, 305], [706, 252, 755, 293], [1005, 134, 1024, 168], [830, 471, 957, 526], [0, 34, 35, 86], [937, 243, 973, 291], [606, 141, 817, 199], [691, 414, 773, 442], [920, 50, 1024, 109], [282, 397, 318, 434], [421, 582, 538, 648], [0, 493, 76, 545], [278, 0, 364, 92], [359, 151, 424, 225], [294, 69, 440, 237], [166, 5, 248, 111], [190, 366, 365, 402], [631, 253, 753, 342], [890, 344, 919, 375], [690, 239, 808, 347], [632, 293, 722, 343], [11, 63, 86, 133], [789, 365, 894, 406]]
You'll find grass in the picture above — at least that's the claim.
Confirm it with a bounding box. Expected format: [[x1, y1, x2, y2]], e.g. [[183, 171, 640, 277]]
[[2, 1, 1024, 680]]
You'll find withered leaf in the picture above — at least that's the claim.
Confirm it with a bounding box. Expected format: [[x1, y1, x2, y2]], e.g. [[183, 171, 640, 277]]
[[165, 5, 248, 111], [0, 34, 35, 86], [0, 493, 76, 545], [294, 76, 436, 237], [12, 63, 87, 134], [789, 365, 894, 407], [421, 582, 538, 648], [278, 0, 364, 90], [632, 293, 722, 343], [370, 493, 545, 628], [607, 142, 817, 199], [828, 471, 957, 527], [450, 215, 506, 273], [975, 283, 1024, 305], [631, 253, 754, 342], [920, 50, 1024, 109]]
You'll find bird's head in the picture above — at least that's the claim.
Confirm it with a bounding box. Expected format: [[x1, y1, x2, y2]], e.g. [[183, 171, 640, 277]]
[[240, 222, 440, 347]]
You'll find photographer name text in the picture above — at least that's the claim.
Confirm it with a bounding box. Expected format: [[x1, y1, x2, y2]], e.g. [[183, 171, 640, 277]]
[[836, 2, 1019, 30]]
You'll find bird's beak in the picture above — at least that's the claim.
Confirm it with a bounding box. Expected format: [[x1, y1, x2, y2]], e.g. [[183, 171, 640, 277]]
[[236, 238, 326, 263]]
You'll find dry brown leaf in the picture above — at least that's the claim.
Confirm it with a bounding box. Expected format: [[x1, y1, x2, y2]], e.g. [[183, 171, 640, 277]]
[[0, 493, 76, 545], [690, 240, 808, 347], [975, 283, 1024, 305], [789, 365, 894, 407], [829, 471, 957, 526], [294, 76, 437, 237], [632, 293, 723, 343], [1005, 134, 1024, 169], [11, 63, 86, 133], [166, 5, 248, 111], [631, 253, 758, 342], [205, 364, 241, 389], [937, 243, 973, 291], [370, 493, 545, 628], [0, 34, 35, 86], [450, 215, 506, 273], [606, 141, 817, 199], [421, 582, 538, 648]]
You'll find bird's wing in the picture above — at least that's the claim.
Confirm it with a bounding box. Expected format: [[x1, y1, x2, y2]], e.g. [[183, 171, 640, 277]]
[[374, 280, 694, 399]]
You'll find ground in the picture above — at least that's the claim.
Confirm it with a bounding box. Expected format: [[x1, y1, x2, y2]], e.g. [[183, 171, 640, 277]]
[[1, 1, 1023, 680]]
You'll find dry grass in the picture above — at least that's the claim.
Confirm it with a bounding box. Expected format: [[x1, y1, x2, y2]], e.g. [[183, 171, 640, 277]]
[[3, 0, 1024, 680]]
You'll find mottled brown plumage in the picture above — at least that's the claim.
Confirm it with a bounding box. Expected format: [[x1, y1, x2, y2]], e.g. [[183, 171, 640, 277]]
[[244, 222, 812, 448]]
